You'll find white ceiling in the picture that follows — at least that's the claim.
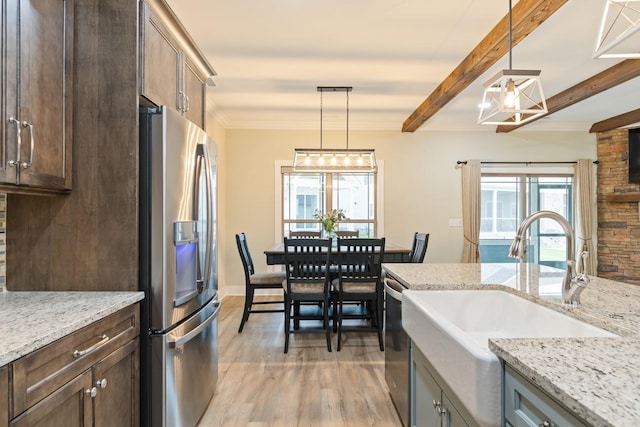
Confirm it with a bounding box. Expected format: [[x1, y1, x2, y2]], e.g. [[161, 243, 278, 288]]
[[165, 0, 639, 132]]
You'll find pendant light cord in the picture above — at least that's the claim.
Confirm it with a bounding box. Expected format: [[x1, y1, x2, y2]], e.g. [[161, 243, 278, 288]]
[[346, 89, 349, 150], [508, 0, 513, 70], [320, 89, 323, 150]]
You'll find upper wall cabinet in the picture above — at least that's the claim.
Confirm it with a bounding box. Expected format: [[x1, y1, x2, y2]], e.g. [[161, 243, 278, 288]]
[[140, 0, 216, 128], [1, 0, 74, 194]]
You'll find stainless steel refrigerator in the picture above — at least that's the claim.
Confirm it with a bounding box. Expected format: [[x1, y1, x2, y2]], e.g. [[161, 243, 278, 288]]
[[139, 106, 219, 427]]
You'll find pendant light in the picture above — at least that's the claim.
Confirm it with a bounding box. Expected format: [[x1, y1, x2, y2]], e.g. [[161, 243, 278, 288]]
[[593, 1, 640, 58], [478, 0, 548, 126], [293, 87, 376, 173]]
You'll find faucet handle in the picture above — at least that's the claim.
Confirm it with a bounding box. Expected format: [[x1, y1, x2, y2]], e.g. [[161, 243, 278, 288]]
[[576, 251, 589, 276]]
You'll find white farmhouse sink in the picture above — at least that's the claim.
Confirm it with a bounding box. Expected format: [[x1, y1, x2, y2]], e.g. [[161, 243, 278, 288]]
[[402, 289, 617, 427]]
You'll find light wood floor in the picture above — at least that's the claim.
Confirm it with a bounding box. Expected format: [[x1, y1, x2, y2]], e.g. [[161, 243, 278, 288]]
[[196, 296, 403, 427]]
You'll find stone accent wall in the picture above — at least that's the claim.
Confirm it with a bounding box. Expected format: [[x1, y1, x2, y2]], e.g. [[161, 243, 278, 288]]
[[597, 129, 640, 284]]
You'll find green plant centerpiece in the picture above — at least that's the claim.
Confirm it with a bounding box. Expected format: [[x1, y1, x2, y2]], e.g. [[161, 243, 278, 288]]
[[314, 209, 346, 236]]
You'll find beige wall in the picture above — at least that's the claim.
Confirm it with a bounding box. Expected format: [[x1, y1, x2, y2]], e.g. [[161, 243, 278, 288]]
[[218, 128, 597, 296]]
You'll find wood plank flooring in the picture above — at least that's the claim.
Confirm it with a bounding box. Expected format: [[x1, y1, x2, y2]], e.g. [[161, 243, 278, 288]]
[[196, 296, 403, 427]]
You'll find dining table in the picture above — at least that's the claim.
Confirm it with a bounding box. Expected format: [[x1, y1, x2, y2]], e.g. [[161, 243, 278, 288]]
[[264, 241, 412, 265]]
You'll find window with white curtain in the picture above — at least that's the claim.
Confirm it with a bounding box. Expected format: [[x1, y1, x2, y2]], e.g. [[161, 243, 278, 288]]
[[281, 167, 377, 237], [479, 173, 573, 269]]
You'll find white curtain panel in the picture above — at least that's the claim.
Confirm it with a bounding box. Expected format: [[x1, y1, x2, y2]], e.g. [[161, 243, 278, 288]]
[[574, 159, 597, 275], [461, 160, 481, 263]]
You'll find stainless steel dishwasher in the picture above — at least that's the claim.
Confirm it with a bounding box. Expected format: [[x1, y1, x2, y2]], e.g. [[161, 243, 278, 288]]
[[384, 275, 409, 427]]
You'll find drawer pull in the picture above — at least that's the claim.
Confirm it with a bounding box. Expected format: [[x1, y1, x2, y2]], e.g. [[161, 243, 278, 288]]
[[73, 334, 109, 358], [539, 422, 551, 427]]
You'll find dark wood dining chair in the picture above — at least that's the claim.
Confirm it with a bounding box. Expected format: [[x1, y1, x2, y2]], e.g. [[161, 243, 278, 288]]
[[409, 232, 430, 263], [289, 230, 321, 238], [335, 230, 359, 238], [332, 237, 385, 351], [236, 233, 286, 333], [282, 237, 333, 353]]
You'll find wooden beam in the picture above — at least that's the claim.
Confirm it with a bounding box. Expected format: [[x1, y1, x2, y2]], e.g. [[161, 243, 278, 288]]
[[401, 0, 568, 133], [590, 108, 640, 133], [497, 59, 640, 132]]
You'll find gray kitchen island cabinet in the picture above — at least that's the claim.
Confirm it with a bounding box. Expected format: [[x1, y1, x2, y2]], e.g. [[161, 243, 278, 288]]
[[504, 364, 588, 427], [1, 0, 73, 193], [411, 344, 479, 427]]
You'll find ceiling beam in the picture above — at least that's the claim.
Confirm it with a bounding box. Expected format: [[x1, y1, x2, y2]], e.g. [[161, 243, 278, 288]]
[[590, 108, 640, 133], [401, 0, 568, 133], [497, 59, 640, 133]]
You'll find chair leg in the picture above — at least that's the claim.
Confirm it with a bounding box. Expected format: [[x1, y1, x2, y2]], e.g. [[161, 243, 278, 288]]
[[336, 298, 343, 352], [284, 296, 291, 353], [377, 299, 384, 351], [293, 301, 300, 330], [323, 298, 332, 352], [238, 286, 255, 333]]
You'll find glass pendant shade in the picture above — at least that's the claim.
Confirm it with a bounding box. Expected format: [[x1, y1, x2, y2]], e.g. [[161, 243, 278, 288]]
[[477, 69, 548, 125], [594, 0, 640, 58], [293, 148, 377, 173]]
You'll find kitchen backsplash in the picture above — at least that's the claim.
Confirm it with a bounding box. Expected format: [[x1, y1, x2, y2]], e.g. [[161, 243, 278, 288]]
[[0, 193, 5, 291]]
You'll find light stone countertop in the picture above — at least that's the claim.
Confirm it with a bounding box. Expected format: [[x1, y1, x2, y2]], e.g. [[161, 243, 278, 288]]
[[382, 262, 640, 427], [0, 291, 144, 367]]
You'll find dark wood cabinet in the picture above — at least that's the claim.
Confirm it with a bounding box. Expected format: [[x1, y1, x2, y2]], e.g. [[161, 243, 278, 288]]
[[9, 305, 140, 427], [0, 366, 7, 427], [93, 339, 139, 427], [9, 370, 93, 427], [140, 0, 215, 128], [2, 0, 73, 193]]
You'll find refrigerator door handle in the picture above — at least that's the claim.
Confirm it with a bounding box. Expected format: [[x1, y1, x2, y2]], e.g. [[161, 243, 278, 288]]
[[195, 143, 215, 294], [168, 301, 220, 349]]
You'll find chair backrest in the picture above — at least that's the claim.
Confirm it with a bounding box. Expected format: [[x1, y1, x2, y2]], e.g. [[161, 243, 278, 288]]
[[336, 237, 385, 284], [289, 230, 321, 238], [283, 238, 332, 294], [409, 232, 430, 263], [236, 233, 255, 278], [335, 230, 359, 238]]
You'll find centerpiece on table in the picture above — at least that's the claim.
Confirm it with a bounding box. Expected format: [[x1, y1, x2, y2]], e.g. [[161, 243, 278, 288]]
[[314, 209, 346, 239]]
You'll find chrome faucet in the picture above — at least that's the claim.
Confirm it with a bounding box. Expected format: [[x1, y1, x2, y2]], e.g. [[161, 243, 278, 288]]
[[508, 210, 590, 306]]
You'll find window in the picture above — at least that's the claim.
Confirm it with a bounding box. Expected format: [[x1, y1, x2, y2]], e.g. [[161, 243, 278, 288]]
[[281, 167, 377, 237], [479, 174, 573, 269]]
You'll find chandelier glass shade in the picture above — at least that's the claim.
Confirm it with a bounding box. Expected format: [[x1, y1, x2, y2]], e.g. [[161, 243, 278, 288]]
[[478, 0, 548, 125], [292, 86, 377, 173], [593, 0, 640, 58]]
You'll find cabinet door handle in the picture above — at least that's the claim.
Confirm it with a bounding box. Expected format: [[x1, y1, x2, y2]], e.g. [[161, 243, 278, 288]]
[[21, 120, 34, 169], [178, 90, 187, 112], [73, 334, 110, 358], [539, 422, 551, 427], [7, 117, 21, 168], [85, 387, 98, 398], [96, 378, 108, 389], [185, 94, 190, 112]]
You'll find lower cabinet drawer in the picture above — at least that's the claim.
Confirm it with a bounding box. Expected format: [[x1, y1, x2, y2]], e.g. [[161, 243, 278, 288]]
[[10, 305, 139, 418], [504, 365, 588, 427]]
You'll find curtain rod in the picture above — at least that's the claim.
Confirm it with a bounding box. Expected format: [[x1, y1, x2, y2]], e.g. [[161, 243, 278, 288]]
[[456, 160, 599, 165]]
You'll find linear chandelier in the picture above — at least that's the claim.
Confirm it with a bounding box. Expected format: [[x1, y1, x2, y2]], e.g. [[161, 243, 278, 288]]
[[478, 0, 548, 126], [293, 86, 377, 173], [594, 0, 640, 58]]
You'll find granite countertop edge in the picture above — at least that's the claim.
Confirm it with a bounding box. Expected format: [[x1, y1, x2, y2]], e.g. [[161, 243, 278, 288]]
[[0, 291, 145, 367]]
